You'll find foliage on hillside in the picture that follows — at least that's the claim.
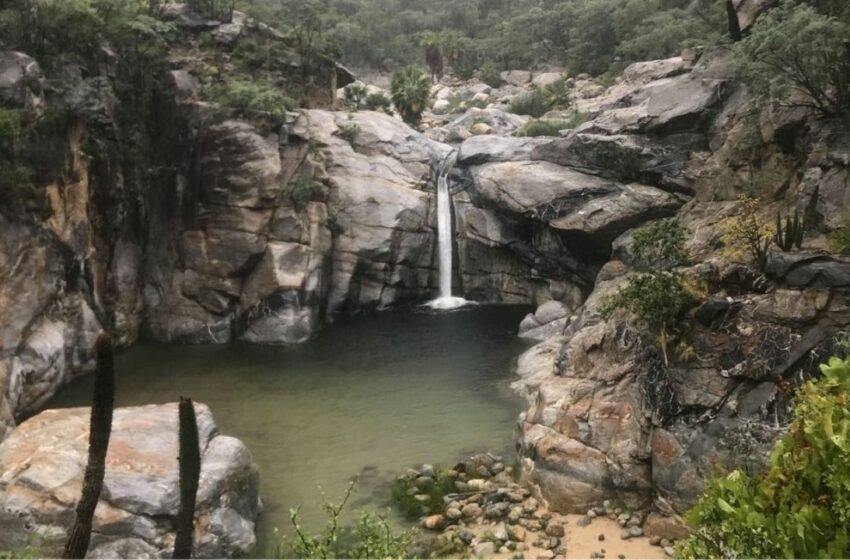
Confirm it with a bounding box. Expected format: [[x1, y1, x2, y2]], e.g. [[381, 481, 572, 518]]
[[677, 356, 850, 559]]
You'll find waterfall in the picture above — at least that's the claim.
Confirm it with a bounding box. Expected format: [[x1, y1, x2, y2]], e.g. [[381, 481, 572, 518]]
[[427, 151, 469, 310]]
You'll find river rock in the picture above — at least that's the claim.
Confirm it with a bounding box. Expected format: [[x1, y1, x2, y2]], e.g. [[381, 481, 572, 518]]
[[0, 403, 260, 557]]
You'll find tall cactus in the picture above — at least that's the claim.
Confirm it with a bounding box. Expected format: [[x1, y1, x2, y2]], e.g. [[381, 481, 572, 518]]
[[774, 210, 805, 251], [173, 397, 201, 559], [63, 334, 115, 559]]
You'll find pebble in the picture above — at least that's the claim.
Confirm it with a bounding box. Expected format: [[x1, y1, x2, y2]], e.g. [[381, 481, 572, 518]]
[[484, 502, 511, 519], [492, 462, 505, 474], [420, 464, 435, 477], [414, 494, 429, 503], [415, 476, 433, 489], [458, 530, 475, 544], [547, 537, 561, 550], [618, 555, 625, 559], [660, 539, 671, 548], [598, 533, 605, 541], [664, 546, 675, 557], [587, 509, 598, 518], [493, 522, 510, 541], [545, 524, 565, 538], [513, 526, 527, 542], [577, 515, 592, 527], [446, 507, 462, 520], [422, 514, 445, 531], [461, 503, 482, 518], [603, 500, 612, 508], [473, 542, 496, 558], [649, 536, 662, 546], [499, 546, 510, 554], [628, 527, 643, 538]]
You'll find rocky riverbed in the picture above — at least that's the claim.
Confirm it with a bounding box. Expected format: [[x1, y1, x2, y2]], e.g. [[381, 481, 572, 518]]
[[398, 454, 681, 559]]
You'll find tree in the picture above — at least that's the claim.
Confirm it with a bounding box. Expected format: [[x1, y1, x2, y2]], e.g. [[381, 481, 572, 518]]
[[678, 356, 850, 558], [63, 335, 115, 559], [735, 0, 850, 117], [390, 66, 430, 126]]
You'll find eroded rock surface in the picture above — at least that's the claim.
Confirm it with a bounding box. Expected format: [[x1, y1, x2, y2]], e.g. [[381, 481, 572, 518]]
[[0, 402, 260, 558]]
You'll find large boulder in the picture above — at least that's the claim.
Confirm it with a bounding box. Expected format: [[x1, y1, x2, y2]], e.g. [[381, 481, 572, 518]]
[[469, 160, 682, 241], [0, 403, 260, 558]]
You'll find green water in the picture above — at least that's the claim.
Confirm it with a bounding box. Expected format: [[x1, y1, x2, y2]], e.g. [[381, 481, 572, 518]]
[[47, 305, 531, 553]]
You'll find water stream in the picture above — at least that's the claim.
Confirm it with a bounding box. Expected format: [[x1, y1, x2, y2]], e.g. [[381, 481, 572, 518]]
[[46, 305, 531, 554]]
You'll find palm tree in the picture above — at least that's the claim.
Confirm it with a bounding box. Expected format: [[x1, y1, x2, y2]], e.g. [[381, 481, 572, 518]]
[[390, 66, 431, 126]]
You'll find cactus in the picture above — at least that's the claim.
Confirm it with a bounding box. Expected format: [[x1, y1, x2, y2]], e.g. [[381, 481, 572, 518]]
[[774, 210, 805, 251], [173, 397, 201, 559], [63, 334, 115, 559]]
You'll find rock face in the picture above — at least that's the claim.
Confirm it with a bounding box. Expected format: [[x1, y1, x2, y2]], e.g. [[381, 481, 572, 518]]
[[0, 402, 260, 558]]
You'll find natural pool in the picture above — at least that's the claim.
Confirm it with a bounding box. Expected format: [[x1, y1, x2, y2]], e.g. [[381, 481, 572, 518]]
[[47, 305, 531, 554]]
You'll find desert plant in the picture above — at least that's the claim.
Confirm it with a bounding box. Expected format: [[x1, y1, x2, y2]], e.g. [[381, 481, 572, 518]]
[[633, 218, 687, 270], [173, 397, 201, 559], [286, 177, 324, 209], [599, 272, 698, 366], [363, 92, 392, 113], [677, 356, 850, 558], [508, 90, 551, 118], [390, 66, 431, 126], [338, 122, 360, 145], [774, 210, 805, 251], [480, 61, 502, 88], [342, 83, 368, 110], [210, 80, 293, 130], [63, 334, 115, 559], [273, 480, 418, 559], [828, 228, 850, 255], [719, 195, 775, 271], [541, 79, 572, 110]]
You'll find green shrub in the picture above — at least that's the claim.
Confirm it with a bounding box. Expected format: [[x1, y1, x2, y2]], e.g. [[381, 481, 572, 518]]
[[338, 122, 360, 145], [516, 119, 572, 137], [632, 218, 687, 270], [828, 228, 850, 255], [210, 80, 293, 130], [390, 66, 431, 126], [343, 83, 368, 110], [272, 480, 418, 559], [0, 107, 22, 153], [735, 1, 850, 118], [677, 356, 850, 559], [541, 79, 571, 110], [363, 92, 392, 113], [287, 177, 324, 209], [719, 196, 774, 271], [480, 61, 502, 88], [600, 271, 698, 365], [508, 90, 551, 118]]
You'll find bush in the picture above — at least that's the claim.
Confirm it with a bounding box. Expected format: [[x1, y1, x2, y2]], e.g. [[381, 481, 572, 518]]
[[632, 218, 687, 270], [600, 271, 698, 365], [516, 119, 572, 137], [210, 80, 293, 130], [480, 61, 502, 88], [719, 195, 774, 270], [342, 83, 368, 110], [828, 228, 850, 255], [677, 356, 850, 559], [508, 90, 551, 118], [338, 122, 360, 145], [735, 1, 850, 117], [390, 66, 430, 126], [287, 177, 324, 209], [391, 467, 459, 519], [363, 92, 392, 113], [541, 79, 571, 111], [273, 480, 418, 559], [0, 107, 22, 154]]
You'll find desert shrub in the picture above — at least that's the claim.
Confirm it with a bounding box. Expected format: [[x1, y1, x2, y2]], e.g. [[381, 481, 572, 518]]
[[287, 177, 324, 209], [338, 122, 360, 145], [390, 66, 430, 126], [363, 92, 392, 113], [508, 90, 550, 118], [677, 356, 850, 559], [828, 228, 850, 255], [582, 141, 644, 182], [342, 83, 368, 110], [210, 80, 293, 130], [541, 79, 571, 111], [273, 480, 418, 559], [719, 195, 775, 270], [632, 218, 687, 270], [600, 271, 698, 365], [735, 0, 850, 117], [516, 119, 572, 137], [480, 62, 502, 88]]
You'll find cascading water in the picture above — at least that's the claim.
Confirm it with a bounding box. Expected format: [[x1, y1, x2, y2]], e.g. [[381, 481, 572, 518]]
[[428, 151, 469, 310]]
